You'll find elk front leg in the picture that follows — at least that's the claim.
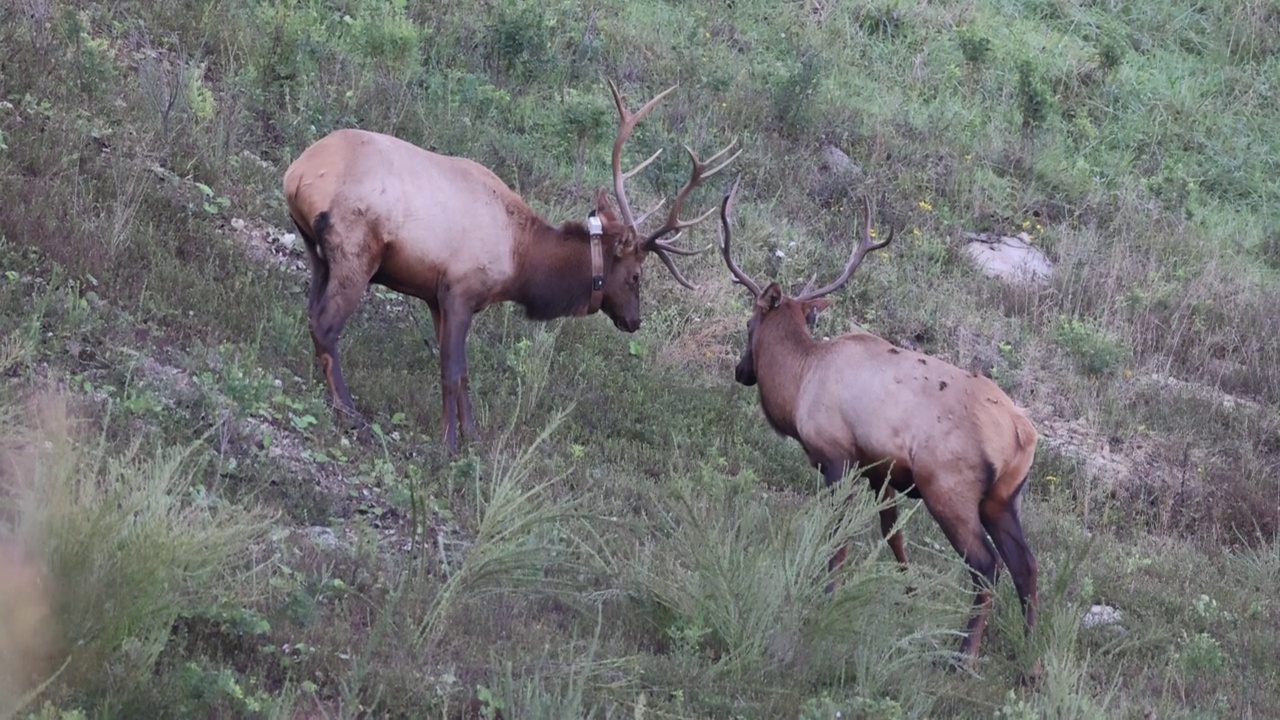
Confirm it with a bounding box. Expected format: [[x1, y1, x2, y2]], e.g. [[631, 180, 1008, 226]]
[[437, 294, 475, 454]]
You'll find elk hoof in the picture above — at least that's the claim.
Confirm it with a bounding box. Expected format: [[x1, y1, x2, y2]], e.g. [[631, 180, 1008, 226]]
[[353, 421, 374, 444]]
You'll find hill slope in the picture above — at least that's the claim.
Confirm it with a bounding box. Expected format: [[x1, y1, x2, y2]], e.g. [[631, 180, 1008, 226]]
[[1, 0, 1277, 717]]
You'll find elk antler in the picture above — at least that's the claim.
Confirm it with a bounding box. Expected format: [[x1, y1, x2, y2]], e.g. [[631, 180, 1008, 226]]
[[795, 194, 895, 301], [717, 175, 764, 297], [643, 143, 742, 248], [609, 80, 676, 231], [608, 80, 741, 290]]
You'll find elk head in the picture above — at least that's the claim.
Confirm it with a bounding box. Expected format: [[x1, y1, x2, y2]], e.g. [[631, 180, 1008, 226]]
[[716, 176, 894, 385], [597, 81, 741, 332]]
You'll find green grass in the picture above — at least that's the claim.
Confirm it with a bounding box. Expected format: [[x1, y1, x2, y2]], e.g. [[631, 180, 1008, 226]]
[[1, 0, 1278, 717]]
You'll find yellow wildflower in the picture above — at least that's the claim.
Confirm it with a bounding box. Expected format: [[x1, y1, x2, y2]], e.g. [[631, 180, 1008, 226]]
[[918, 199, 933, 212]]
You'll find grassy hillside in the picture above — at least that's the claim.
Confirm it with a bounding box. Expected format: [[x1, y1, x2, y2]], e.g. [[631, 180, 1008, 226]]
[[1, 0, 1277, 717]]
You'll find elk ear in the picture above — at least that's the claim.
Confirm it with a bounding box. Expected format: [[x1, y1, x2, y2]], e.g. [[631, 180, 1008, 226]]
[[756, 284, 784, 312], [802, 297, 833, 327], [595, 188, 619, 222], [614, 236, 636, 258]]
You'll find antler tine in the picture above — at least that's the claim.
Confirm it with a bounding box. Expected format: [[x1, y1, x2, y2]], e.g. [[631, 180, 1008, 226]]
[[622, 149, 663, 181], [797, 272, 819, 297], [634, 197, 666, 227], [653, 247, 699, 290], [609, 80, 678, 230], [717, 175, 763, 297], [696, 140, 744, 181], [643, 139, 742, 247], [651, 232, 709, 256], [796, 193, 895, 301]]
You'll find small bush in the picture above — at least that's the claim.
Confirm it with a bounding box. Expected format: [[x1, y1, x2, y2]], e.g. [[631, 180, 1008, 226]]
[[1054, 317, 1129, 377], [858, 3, 908, 38], [1256, 226, 1280, 271], [1016, 59, 1054, 130], [771, 50, 822, 137], [487, 1, 552, 82], [1095, 33, 1127, 73], [957, 26, 994, 66], [343, 0, 424, 76]]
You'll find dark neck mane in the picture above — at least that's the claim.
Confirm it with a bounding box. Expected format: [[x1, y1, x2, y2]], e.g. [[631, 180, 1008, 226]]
[[511, 219, 601, 321], [754, 312, 817, 439]]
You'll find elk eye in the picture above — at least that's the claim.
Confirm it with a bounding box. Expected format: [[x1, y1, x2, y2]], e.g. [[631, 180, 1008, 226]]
[[631, 273, 640, 284]]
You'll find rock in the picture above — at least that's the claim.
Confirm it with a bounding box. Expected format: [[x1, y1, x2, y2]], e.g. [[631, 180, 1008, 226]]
[[230, 217, 246, 231], [304, 526, 350, 553], [818, 144, 863, 178], [1081, 604, 1126, 635], [962, 232, 1053, 286], [278, 232, 297, 249]]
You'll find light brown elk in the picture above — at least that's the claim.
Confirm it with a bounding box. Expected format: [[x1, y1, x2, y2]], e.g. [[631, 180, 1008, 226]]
[[716, 177, 1039, 669], [284, 82, 738, 453]]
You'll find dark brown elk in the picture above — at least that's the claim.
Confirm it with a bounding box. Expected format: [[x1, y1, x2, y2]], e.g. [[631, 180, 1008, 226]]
[[284, 82, 738, 453], [716, 177, 1039, 670]]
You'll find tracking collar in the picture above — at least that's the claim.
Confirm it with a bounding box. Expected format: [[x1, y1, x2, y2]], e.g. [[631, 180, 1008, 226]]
[[585, 211, 605, 315]]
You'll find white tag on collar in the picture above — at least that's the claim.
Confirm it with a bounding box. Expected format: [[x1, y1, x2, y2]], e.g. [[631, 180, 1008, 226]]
[[586, 214, 603, 236]]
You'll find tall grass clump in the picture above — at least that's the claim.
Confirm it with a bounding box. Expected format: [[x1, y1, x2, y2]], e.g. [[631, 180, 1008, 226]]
[[632, 471, 962, 713], [0, 393, 272, 713], [412, 409, 601, 651]]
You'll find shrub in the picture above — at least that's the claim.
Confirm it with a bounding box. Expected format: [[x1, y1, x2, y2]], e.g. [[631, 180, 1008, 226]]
[[771, 50, 822, 137]]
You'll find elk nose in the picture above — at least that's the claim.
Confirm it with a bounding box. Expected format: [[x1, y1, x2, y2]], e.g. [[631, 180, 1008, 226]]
[[617, 316, 640, 333]]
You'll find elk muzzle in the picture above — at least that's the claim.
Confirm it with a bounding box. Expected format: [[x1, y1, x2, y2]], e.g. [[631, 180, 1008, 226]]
[[734, 348, 757, 386]]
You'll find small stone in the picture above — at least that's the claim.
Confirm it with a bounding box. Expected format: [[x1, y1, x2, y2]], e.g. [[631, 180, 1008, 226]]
[[1081, 604, 1126, 634], [230, 218, 246, 231]]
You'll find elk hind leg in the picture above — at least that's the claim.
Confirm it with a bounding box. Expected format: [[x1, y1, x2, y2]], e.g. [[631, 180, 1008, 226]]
[[980, 479, 1039, 635], [923, 490, 1000, 666], [310, 277, 367, 430], [815, 454, 853, 594]]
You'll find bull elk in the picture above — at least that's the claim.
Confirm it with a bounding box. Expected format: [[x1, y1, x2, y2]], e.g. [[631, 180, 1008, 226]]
[[284, 81, 739, 453], [716, 177, 1039, 670]]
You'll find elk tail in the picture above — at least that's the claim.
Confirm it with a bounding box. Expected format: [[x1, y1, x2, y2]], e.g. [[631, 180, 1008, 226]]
[[1012, 410, 1035, 452]]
